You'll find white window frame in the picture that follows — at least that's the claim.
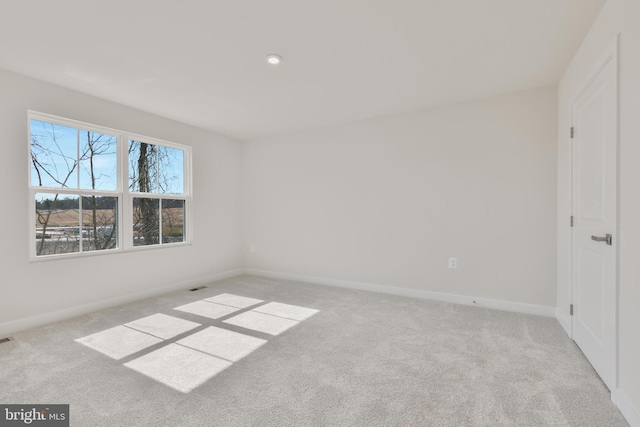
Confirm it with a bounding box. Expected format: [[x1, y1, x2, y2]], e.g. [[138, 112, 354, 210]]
[[28, 111, 192, 260]]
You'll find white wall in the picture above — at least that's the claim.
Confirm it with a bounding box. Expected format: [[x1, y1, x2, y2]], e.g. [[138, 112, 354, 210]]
[[242, 87, 558, 309], [0, 69, 242, 333], [557, 0, 640, 423]]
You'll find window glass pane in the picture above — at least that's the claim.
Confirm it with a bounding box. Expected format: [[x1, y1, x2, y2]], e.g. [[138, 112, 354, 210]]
[[30, 120, 79, 188], [159, 147, 184, 195], [133, 197, 159, 246], [35, 193, 80, 256], [79, 130, 118, 191], [162, 199, 185, 243], [81, 196, 118, 251], [129, 140, 159, 193], [129, 140, 184, 194]]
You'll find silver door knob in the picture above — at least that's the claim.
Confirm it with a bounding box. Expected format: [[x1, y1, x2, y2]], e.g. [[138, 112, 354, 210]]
[[591, 234, 612, 245]]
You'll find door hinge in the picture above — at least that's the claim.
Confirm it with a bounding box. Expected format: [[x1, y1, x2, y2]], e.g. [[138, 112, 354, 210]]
[[570, 127, 574, 138], [570, 304, 574, 316], [570, 216, 574, 227]]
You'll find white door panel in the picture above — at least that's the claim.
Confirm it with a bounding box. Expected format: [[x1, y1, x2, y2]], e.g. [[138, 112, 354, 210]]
[[571, 45, 617, 394], [577, 246, 604, 342]]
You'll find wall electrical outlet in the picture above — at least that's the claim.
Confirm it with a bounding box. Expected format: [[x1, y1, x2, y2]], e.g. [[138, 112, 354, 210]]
[[448, 257, 457, 269], [250, 244, 256, 253]]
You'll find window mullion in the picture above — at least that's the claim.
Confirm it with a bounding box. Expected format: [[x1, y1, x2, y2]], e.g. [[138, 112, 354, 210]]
[[156, 148, 160, 193], [159, 198, 163, 245], [121, 135, 131, 250], [76, 128, 80, 190], [78, 194, 83, 253]]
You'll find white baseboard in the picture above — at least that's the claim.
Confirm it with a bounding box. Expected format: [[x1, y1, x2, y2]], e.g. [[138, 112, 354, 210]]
[[242, 268, 555, 317], [555, 308, 572, 337], [0, 269, 243, 337], [618, 390, 640, 427]]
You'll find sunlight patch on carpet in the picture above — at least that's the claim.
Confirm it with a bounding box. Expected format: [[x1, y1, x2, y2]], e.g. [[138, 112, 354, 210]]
[[74, 294, 320, 393], [173, 301, 239, 319], [124, 344, 231, 393], [124, 313, 201, 339], [253, 302, 319, 321], [203, 293, 264, 309], [177, 326, 267, 362], [75, 325, 163, 360], [223, 311, 299, 335]]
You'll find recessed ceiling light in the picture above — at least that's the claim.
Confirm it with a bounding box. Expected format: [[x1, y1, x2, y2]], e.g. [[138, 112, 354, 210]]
[[265, 54, 282, 65]]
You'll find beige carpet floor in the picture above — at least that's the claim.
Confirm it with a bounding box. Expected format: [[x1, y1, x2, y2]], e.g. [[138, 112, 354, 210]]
[[0, 275, 629, 426]]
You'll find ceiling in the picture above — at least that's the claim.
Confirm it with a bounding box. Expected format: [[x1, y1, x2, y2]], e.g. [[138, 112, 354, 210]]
[[0, 0, 606, 141]]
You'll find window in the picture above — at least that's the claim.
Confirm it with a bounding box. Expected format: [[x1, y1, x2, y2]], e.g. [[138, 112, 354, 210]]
[[129, 140, 186, 246], [29, 112, 191, 258]]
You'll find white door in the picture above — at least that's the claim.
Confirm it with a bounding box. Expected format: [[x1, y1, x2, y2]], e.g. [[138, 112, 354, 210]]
[[571, 44, 617, 394]]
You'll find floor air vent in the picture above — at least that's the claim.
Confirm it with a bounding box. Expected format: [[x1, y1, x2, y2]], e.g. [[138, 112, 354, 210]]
[[0, 337, 13, 344], [189, 286, 206, 292]]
